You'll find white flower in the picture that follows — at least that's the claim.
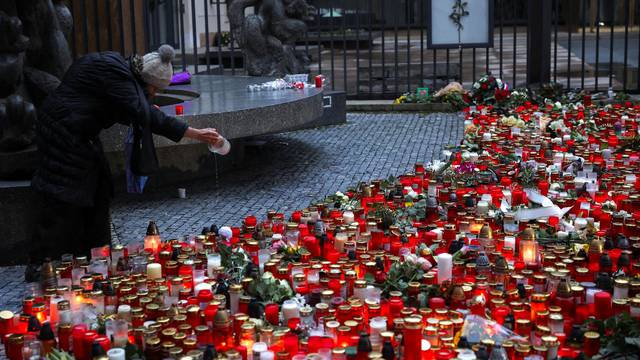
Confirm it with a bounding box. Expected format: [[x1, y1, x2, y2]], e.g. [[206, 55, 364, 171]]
[[404, 254, 417, 264], [292, 293, 306, 307], [262, 271, 275, 281], [219, 226, 233, 240], [335, 191, 344, 197], [428, 160, 447, 173]]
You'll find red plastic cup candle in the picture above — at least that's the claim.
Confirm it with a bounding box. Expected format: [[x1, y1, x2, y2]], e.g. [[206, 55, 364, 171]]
[[403, 317, 423, 360], [175, 104, 184, 115], [79, 330, 98, 360], [315, 75, 324, 88], [594, 291, 612, 320], [265, 303, 279, 325]]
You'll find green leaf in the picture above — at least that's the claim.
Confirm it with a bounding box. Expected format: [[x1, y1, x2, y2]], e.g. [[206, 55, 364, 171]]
[[364, 273, 375, 284]]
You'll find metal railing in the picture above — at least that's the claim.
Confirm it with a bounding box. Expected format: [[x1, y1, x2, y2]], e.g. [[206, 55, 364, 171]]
[[68, 0, 640, 100]]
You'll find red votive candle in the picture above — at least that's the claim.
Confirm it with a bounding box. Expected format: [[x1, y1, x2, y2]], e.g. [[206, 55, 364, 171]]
[[95, 336, 111, 352], [265, 303, 279, 325], [429, 297, 445, 310], [315, 75, 323, 88], [71, 324, 88, 360], [175, 104, 184, 115], [594, 291, 612, 320], [403, 317, 423, 360], [283, 332, 299, 354], [583, 332, 601, 357], [244, 215, 257, 227]]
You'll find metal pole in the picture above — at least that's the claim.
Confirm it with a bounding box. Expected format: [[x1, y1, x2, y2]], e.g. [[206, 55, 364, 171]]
[[526, 0, 552, 86]]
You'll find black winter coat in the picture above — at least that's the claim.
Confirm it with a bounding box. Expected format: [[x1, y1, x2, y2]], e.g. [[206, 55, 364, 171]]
[[32, 52, 188, 206]]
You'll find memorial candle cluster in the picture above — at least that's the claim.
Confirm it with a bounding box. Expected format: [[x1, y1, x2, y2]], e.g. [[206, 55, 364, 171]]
[[3, 98, 640, 360]]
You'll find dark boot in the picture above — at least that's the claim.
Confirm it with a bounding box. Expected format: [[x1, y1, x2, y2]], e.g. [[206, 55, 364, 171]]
[[24, 262, 41, 283]]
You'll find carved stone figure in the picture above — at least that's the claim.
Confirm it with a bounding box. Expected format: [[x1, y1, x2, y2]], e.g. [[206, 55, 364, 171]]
[[0, 0, 71, 174], [228, 0, 315, 77]]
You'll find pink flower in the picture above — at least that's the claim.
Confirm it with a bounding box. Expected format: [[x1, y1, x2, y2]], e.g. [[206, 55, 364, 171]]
[[270, 240, 285, 252]]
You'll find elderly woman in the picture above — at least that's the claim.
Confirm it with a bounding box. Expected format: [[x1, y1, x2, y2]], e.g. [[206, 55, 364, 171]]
[[27, 45, 220, 280]]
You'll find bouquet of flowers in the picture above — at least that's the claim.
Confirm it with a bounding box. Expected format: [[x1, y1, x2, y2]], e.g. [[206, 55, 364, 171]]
[[471, 74, 510, 106]]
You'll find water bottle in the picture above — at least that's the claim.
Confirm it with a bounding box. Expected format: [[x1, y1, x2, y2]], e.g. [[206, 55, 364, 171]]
[[208, 137, 231, 155]]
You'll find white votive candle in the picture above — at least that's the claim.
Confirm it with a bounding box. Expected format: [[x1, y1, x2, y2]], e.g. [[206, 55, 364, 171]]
[[107, 348, 125, 360], [437, 253, 453, 284], [282, 300, 300, 322], [207, 253, 221, 277], [261, 351, 275, 360], [146, 263, 162, 280], [253, 342, 268, 359], [194, 282, 213, 296], [369, 316, 387, 345], [117, 305, 131, 322], [504, 236, 516, 251], [258, 249, 271, 274], [586, 288, 601, 304], [476, 200, 489, 216], [343, 211, 355, 224], [335, 233, 348, 253]]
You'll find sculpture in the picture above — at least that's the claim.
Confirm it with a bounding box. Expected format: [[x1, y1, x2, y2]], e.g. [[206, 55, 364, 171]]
[[228, 0, 315, 77], [0, 0, 71, 159]]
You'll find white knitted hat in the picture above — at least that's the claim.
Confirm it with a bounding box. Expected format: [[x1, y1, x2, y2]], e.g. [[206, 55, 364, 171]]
[[141, 44, 175, 90]]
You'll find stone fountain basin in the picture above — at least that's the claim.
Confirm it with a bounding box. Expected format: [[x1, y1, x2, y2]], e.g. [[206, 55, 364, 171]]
[[152, 88, 201, 107], [101, 75, 324, 152], [100, 74, 326, 187]]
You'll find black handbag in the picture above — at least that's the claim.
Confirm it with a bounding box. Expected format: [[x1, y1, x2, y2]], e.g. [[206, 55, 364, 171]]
[[130, 84, 159, 176]]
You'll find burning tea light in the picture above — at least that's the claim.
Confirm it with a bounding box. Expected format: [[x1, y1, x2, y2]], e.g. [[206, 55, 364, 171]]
[[520, 240, 539, 266]]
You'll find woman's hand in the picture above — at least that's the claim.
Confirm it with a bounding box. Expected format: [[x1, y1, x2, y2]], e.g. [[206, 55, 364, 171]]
[[184, 127, 222, 146]]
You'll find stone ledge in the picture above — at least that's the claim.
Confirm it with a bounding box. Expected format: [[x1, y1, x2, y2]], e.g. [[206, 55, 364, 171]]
[[347, 102, 455, 113]]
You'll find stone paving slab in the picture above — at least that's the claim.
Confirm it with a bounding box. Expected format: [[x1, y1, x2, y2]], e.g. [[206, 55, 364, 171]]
[[0, 112, 463, 312]]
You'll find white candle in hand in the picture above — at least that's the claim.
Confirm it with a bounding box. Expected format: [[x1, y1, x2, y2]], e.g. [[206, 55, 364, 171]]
[[437, 253, 453, 284], [147, 263, 162, 280]]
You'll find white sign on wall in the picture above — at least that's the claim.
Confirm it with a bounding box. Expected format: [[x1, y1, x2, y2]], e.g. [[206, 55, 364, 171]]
[[427, 0, 494, 49]]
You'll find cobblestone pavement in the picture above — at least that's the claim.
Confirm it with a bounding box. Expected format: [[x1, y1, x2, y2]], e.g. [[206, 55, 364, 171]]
[[0, 112, 464, 312]]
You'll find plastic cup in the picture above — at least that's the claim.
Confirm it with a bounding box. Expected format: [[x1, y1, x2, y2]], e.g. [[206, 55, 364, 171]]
[[208, 137, 231, 155]]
